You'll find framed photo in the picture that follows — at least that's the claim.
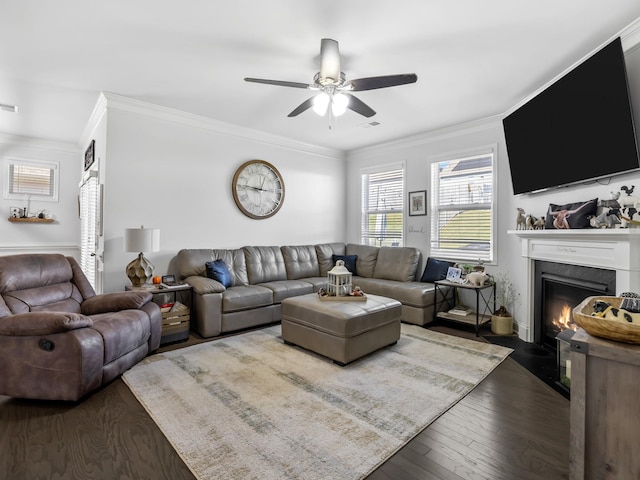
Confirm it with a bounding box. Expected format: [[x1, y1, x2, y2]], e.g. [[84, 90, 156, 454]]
[[446, 266, 462, 282], [84, 139, 95, 171], [409, 190, 427, 216]]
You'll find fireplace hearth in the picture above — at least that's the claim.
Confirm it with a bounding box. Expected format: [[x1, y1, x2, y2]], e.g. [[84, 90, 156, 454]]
[[534, 260, 615, 350]]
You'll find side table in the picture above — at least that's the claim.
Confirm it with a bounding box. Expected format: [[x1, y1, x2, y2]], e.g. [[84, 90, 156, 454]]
[[433, 280, 495, 336], [126, 284, 192, 345]]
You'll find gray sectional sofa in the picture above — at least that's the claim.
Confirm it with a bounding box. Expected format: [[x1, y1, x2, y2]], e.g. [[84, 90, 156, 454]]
[[175, 243, 449, 338]]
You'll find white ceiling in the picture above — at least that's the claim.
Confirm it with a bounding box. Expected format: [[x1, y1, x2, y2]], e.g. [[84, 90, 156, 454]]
[[1, 1, 640, 152]]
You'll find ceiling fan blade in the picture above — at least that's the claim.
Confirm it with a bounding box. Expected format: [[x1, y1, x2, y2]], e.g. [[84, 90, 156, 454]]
[[287, 97, 315, 117], [345, 94, 376, 118], [320, 38, 341, 84], [244, 78, 309, 89], [346, 73, 418, 91]]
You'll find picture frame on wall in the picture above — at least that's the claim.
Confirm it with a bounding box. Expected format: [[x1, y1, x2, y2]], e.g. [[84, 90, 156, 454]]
[[84, 139, 95, 171], [408, 190, 427, 216]]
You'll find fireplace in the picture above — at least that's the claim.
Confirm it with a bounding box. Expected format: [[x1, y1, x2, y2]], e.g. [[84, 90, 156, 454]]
[[534, 260, 616, 350], [510, 229, 640, 342]]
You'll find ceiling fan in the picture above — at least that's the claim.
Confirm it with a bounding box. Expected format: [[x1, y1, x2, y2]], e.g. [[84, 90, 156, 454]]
[[245, 38, 417, 119]]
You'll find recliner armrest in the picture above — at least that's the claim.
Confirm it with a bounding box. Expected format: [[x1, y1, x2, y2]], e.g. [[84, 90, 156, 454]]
[[81, 291, 152, 315], [0, 312, 93, 336]]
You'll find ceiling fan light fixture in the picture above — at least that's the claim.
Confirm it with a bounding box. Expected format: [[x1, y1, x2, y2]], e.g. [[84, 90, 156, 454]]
[[312, 92, 330, 116], [331, 92, 349, 116]]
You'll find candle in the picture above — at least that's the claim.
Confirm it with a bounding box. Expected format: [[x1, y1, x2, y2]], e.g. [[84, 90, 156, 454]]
[[566, 359, 572, 380]]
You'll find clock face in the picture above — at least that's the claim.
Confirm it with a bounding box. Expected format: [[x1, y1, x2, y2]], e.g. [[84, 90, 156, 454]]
[[232, 160, 285, 219]]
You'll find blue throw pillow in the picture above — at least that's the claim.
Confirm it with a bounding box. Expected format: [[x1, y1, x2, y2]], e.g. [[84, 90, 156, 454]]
[[332, 255, 358, 275], [205, 259, 233, 288], [420, 257, 455, 283]]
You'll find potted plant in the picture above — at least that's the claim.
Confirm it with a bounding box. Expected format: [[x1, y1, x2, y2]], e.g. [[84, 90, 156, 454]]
[[491, 272, 520, 335]]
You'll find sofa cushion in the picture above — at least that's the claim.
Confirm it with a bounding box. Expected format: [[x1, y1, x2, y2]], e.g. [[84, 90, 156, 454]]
[[258, 280, 314, 303], [0, 296, 12, 319], [315, 243, 346, 276], [176, 249, 248, 286], [353, 278, 438, 308], [3, 283, 83, 315], [332, 254, 358, 275], [205, 260, 233, 288], [544, 198, 598, 229], [281, 245, 320, 280], [0, 254, 73, 293], [373, 247, 420, 282], [420, 257, 455, 283], [243, 246, 287, 284], [221, 285, 273, 313], [346, 244, 379, 278]]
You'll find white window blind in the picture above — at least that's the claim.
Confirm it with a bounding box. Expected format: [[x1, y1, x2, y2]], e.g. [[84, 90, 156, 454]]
[[361, 167, 404, 247], [3, 158, 59, 201], [79, 173, 99, 289], [430, 152, 494, 262]]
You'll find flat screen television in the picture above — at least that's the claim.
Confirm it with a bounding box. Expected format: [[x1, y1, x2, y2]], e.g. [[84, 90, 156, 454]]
[[503, 37, 640, 195]]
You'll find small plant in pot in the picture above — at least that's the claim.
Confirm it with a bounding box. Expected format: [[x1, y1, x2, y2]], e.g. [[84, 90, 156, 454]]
[[491, 272, 520, 334]]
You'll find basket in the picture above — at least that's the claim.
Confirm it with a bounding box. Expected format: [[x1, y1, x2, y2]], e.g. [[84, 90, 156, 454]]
[[573, 296, 640, 344]]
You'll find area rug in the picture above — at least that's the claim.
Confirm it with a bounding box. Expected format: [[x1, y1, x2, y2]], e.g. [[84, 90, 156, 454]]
[[123, 324, 512, 480]]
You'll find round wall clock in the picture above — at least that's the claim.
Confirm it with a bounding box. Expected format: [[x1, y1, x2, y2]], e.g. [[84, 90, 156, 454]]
[[232, 160, 285, 219]]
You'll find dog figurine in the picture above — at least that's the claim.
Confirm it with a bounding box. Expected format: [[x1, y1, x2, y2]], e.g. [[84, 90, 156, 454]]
[[466, 271, 489, 286]]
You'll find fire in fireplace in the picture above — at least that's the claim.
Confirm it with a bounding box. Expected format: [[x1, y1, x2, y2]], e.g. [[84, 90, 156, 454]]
[[534, 260, 616, 350]]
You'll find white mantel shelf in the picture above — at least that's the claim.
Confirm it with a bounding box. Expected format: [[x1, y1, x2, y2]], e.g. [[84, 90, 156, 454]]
[[509, 228, 640, 341], [508, 229, 640, 278], [508, 228, 640, 241]]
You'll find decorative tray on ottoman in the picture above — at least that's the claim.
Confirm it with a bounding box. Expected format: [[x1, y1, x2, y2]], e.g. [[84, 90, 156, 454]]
[[573, 296, 640, 344], [318, 292, 367, 302]]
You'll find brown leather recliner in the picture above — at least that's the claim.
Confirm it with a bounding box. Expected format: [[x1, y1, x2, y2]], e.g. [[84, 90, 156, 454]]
[[0, 254, 161, 401]]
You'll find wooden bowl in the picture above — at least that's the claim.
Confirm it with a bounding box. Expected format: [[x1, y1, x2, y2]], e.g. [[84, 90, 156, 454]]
[[573, 296, 640, 344]]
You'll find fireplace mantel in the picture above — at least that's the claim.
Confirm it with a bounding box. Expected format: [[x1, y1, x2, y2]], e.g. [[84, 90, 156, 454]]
[[509, 229, 640, 341]]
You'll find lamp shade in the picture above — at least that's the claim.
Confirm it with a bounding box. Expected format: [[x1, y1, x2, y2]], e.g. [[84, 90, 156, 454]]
[[124, 226, 160, 253]]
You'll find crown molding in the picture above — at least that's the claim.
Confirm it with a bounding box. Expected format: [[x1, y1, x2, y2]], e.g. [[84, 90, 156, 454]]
[[347, 115, 502, 160], [0, 133, 79, 154], [622, 16, 640, 53], [99, 92, 343, 160], [79, 93, 108, 147]]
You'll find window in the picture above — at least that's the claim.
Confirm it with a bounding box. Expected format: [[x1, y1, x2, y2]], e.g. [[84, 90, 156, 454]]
[[361, 166, 404, 247], [430, 148, 495, 262], [3, 157, 59, 202], [79, 172, 101, 290]]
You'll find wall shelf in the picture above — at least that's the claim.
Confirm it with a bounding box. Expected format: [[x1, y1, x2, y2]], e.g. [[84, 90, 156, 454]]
[[8, 217, 54, 224]]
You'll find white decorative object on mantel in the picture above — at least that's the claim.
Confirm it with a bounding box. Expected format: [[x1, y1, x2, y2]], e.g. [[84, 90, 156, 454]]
[[509, 229, 640, 342]]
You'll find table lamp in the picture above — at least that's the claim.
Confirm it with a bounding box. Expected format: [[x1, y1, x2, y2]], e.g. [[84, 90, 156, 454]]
[[124, 225, 160, 286]]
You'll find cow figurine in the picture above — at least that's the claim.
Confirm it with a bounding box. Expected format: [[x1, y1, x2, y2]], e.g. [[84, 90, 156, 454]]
[[592, 299, 640, 324], [532, 216, 545, 230], [619, 207, 640, 227]]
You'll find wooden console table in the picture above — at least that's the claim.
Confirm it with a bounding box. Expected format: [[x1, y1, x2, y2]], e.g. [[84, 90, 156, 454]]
[[570, 328, 640, 478]]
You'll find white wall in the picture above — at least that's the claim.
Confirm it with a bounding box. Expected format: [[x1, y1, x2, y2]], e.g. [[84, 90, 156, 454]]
[[0, 134, 80, 258], [345, 33, 640, 340], [96, 95, 346, 293]]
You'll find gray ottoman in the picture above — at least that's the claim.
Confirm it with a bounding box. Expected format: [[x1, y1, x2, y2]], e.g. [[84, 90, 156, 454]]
[[281, 293, 402, 366]]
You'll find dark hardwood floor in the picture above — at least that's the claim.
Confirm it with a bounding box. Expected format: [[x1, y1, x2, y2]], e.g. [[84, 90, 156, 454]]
[[0, 324, 569, 480]]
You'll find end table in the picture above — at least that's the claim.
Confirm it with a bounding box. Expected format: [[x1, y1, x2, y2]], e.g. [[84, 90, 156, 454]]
[[126, 284, 192, 345]]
